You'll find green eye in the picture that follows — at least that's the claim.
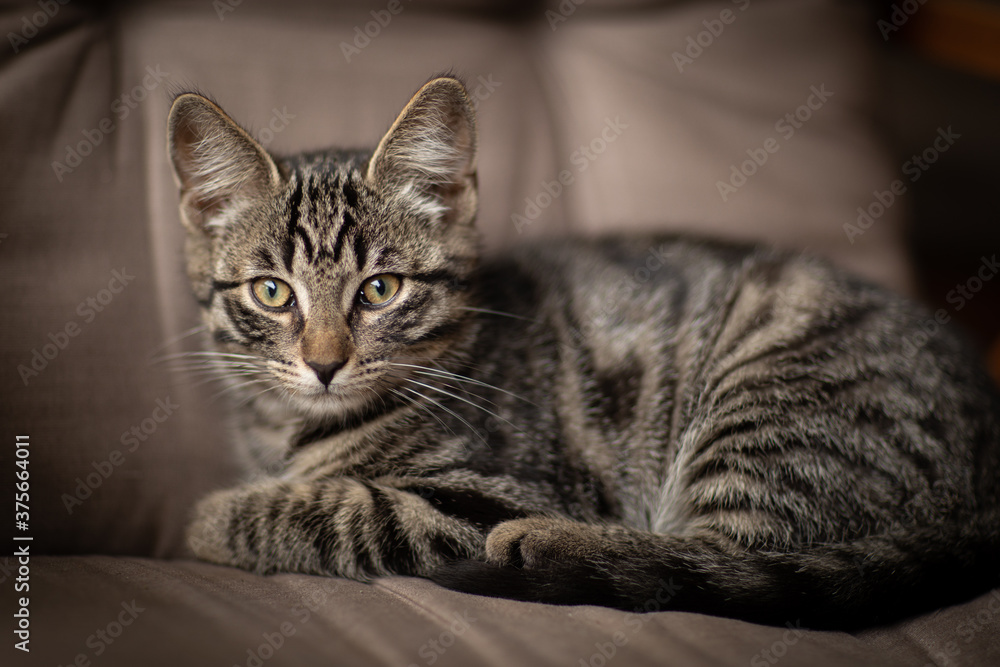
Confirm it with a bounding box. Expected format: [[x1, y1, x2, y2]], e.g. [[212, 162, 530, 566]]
[[359, 274, 401, 306], [252, 278, 294, 308]]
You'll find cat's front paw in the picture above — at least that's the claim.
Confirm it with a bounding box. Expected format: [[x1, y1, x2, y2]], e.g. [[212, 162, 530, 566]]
[[186, 489, 240, 567], [485, 517, 603, 568]]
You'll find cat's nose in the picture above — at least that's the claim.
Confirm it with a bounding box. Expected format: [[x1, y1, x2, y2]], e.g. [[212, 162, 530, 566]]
[[306, 359, 346, 387]]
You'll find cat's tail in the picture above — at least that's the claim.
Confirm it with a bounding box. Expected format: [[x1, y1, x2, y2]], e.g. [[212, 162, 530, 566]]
[[430, 516, 1000, 629]]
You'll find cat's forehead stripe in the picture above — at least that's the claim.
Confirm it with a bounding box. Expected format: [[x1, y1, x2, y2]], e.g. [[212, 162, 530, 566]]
[[332, 209, 356, 264], [284, 177, 305, 271], [342, 176, 360, 209], [352, 229, 368, 272], [292, 221, 315, 264], [253, 247, 278, 272], [306, 172, 328, 226]]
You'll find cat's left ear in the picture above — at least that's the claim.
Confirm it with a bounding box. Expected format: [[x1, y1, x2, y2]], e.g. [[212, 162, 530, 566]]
[[366, 76, 478, 227], [167, 93, 283, 232]]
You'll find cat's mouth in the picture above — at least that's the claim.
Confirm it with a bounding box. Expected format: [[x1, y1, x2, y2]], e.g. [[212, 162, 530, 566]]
[[279, 366, 393, 420]]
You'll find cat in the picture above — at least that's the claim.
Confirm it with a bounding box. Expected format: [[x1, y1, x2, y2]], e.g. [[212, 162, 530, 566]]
[[167, 75, 1000, 629]]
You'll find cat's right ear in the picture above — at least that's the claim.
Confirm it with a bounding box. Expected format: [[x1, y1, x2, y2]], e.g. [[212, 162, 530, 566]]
[[366, 77, 478, 227], [167, 93, 282, 232]]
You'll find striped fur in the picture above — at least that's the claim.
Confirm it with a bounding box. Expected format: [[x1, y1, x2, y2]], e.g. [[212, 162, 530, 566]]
[[168, 78, 1000, 629]]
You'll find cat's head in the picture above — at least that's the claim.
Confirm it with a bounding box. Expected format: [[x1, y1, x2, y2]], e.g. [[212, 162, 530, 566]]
[[167, 77, 479, 420]]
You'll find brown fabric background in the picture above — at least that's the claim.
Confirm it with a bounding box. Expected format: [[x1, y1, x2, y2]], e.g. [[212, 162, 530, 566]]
[[3, 0, 995, 665]]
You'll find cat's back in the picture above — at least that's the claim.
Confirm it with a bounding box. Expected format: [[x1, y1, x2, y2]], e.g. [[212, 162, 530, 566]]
[[475, 235, 880, 344], [469, 235, 1000, 526]]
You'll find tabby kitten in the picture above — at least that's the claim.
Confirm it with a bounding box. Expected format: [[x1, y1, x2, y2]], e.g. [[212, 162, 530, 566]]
[[168, 76, 1000, 629]]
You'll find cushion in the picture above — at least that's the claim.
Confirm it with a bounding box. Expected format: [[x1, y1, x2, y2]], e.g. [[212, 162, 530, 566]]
[[9, 556, 1000, 666]]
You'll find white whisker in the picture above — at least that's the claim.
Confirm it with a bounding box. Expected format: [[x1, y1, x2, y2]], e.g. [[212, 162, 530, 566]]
[[456, 306, 538, 323], [387, 387, 455, 437], [390, 362, 536, 407], [403, 378, 521, 434], [235, 383, 284, 408], [397, 385, 487, 446], [212, 377, 272, 402], [148, 325, 209, 357]]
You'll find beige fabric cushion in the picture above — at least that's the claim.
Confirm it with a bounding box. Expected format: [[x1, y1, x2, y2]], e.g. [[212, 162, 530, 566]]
[[9, 556, 999, 667]]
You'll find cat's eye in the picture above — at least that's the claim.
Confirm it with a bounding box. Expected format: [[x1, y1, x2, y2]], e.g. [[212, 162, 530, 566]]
[[359, 274, 402, 307], [251, 278, 294, 309]]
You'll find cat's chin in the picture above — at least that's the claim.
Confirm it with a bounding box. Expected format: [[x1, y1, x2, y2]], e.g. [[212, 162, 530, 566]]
[[285, 386, 381, 423]]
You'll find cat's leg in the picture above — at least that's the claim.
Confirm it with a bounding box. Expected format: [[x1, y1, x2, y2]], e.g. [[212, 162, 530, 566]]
[[432, 516, 997, 629], [186, 476, 492, 580]]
